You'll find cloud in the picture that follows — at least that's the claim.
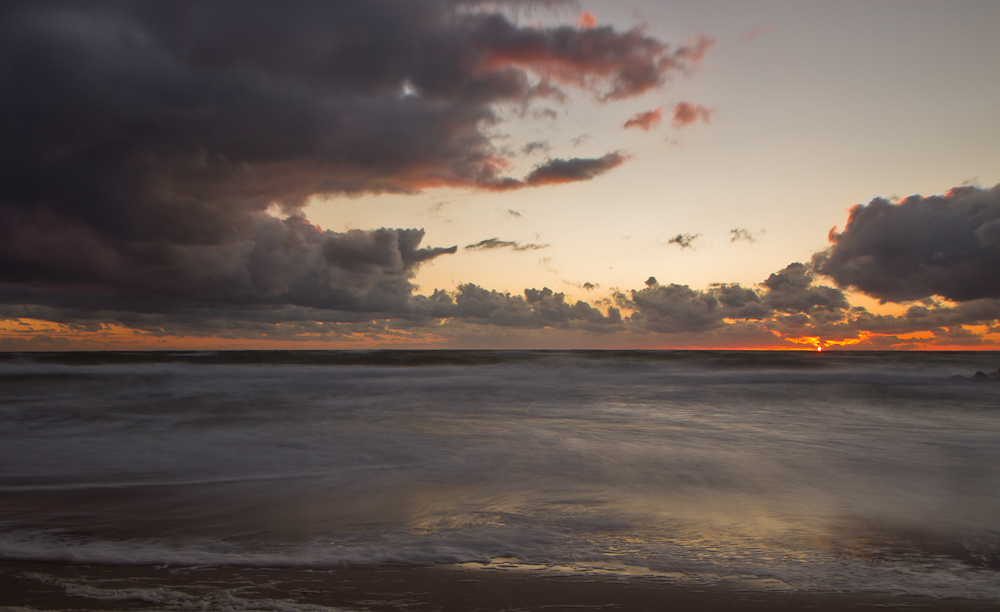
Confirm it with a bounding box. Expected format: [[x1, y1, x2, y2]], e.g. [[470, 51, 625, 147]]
[[480, 21, 713, 101], [761, 263, 849, 315], [427, 201, 450, 216], [618, 262, 850, 337], [524, 153, 626, 186], [3, 251, 997, 348], [667, 233, 701, 249], [0, 0, 690, 202], [672, 102, 714, 128], [521, 141, 550, 155], [447, 285, 622, 331], [0, 213, 457, 316], [708, 283, 770, 319], [730, 228, 761, 243], [623, 108, 663, 131], [0, 1, 710, 330], [563, 280, 599, 291], [464, 238, 548, 251], [535, 108, 559, 121], [813, 184, 1000, 302], [619, 283, 727, 333], [577, 11, 597, 29]]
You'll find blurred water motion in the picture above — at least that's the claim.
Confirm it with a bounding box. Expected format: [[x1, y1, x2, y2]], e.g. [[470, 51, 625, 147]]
[[1, 350, 999, 598]]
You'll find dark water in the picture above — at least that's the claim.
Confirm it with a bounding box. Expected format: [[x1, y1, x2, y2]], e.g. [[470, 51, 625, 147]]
[[1, 350, 999, 602]]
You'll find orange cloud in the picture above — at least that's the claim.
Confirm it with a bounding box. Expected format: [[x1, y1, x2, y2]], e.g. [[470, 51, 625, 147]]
[[623, 108, 662, 131], [577, 11, 597, 29], [672, 101, 713, 128], [481, 33, 714, 101]]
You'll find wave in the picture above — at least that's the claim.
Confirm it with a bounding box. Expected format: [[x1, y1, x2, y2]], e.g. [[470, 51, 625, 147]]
[[3, 526, 1000, 601]]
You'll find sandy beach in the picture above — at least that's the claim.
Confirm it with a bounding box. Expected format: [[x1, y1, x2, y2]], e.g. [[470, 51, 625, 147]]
[[2, 560, 998, 612]]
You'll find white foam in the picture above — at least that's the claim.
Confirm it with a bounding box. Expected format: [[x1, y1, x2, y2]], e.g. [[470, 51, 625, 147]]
[[25, 571, 359, 612], [3, 529, 1000, 601]]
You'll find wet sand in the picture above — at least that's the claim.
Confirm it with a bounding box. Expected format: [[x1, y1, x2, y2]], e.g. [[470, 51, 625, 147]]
[[2, 561, 997, 612]]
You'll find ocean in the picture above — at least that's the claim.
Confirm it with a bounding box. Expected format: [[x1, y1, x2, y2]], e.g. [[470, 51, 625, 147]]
[[1, 350, 999, 611]]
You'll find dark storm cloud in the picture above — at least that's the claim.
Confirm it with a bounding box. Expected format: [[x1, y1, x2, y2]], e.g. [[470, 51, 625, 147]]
[[0, 215, 456, 315], [0, 0, 709, 328], [813, 184, 1000, 302], [464, 238, 548, 251]]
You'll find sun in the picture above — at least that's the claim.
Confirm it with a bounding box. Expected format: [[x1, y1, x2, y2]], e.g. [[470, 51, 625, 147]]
[[817, 345, 823, 352]]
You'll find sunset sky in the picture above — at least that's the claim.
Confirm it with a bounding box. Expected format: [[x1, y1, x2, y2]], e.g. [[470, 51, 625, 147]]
[[2, 0, 1000, 350]]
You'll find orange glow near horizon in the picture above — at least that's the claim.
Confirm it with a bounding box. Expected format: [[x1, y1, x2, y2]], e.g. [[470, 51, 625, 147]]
[[786, 336, 823, 350], [2, 317, 999, 352], [825, 336, 868, 348]]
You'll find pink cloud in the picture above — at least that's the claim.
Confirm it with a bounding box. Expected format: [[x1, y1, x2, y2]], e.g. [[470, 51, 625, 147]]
[[672, 102, 713, 128], [577, 11, 597, 29], [623, 108, 663, 131], [744, 25, 772, 42]]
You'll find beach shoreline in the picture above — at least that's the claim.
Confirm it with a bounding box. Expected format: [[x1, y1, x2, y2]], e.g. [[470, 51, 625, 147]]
[[2, 560, 997, 612]]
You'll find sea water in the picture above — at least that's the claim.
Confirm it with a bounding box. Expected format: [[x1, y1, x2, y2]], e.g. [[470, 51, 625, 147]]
[[1, 350, 999, 602]]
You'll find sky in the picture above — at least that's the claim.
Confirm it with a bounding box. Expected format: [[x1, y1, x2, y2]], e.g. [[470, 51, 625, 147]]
[[2, 0, 1000, 351]]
